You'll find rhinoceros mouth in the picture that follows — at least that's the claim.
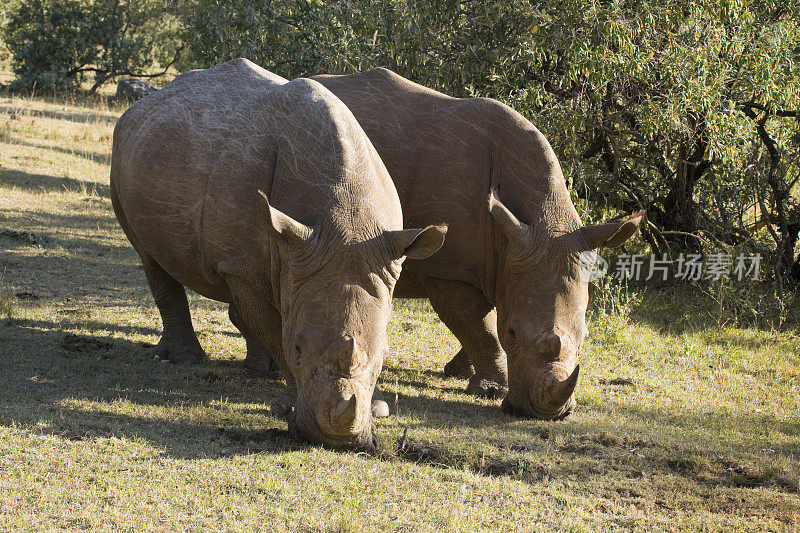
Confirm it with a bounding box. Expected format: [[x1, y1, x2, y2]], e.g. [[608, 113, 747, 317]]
[[501, 394, 576, 421], [287, 404, 378, 451]]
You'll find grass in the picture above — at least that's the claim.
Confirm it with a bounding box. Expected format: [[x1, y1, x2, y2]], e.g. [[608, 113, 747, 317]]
[[0, 86, 798, 531]]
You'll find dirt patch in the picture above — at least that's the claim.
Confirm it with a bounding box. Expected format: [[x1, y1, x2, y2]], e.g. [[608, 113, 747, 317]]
[[15, 292, 40, 300], [393, 430, 549, 483], [0, 229, 44, 245], [61, 333, 113, 353], [200, 369, 268, 385], [599, 378, 635, 386], [202, 371, 223, 384], [218, 427, 292, 447], [57, 308, 91, 318], [656, 453, 798, 494]]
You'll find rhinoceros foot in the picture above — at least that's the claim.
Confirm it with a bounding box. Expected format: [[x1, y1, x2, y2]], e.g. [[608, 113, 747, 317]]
[[466, 376, 508, 399], [442, 349, 475, 379], [244, 349, 280, 372], [151, 336, 206, 364]]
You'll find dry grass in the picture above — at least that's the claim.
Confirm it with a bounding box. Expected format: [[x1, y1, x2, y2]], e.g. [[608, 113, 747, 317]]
[[0, 87, 798, 531]]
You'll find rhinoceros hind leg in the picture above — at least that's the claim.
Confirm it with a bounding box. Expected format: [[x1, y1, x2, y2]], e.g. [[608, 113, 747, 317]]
[[426, 279, 508, 399], [442, 349, 475, 379], [141, 254, 206, 364], [228, 305, 279, 372]]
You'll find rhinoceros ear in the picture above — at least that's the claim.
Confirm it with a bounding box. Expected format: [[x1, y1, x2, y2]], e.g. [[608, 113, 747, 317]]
[[257, 190, 313, 247], [488, 186, 530, 246], [386, 224, 448, 260], [583, 210, 646, 249]]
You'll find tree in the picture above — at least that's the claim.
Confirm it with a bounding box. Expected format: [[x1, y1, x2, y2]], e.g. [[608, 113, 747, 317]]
[[3, 0, 182, 92]]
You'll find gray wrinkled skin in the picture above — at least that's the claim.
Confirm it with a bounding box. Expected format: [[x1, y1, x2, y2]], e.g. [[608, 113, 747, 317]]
[[110, 59, 446, 449], [313, 68, 643, 419]]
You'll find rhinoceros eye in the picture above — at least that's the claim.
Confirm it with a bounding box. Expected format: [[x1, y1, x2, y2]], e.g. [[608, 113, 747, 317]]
[[508, 328, 517, 342]]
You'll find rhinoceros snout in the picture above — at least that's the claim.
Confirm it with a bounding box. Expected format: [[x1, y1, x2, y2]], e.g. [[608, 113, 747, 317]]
[[501, 377, 578, 421], [319, 388, 371, 437], [287, 386, 376, 450]]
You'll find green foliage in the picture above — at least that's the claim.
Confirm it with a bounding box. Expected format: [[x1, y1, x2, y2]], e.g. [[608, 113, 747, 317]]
[[0, 0, 17, 59], [184, 0, 400, 78], [3, 0, 181, 92], [183, 0, 800, 283]]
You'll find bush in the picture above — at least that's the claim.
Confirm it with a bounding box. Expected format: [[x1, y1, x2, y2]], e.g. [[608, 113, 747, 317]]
[[3, 0, 181, 92]]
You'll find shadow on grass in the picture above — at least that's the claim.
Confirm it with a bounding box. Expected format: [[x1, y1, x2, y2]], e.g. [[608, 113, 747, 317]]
[[381, 364, 465, 395], [388, 405, 799, 495], [623, 283, 799, 334], [1, 317, 798, 499], [2, 206, 125, 247], [0, 167, 110, 197], [0, 200, 147, 303], [6, 138, 111, 166], [0, 104, 119, 126], [14, 317, 162, 339], [0, 318, 295, 458]]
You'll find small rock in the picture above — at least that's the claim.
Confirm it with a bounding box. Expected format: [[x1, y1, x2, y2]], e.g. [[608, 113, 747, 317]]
[[115, 78, 158, 103], [372, 400, 390, 418]]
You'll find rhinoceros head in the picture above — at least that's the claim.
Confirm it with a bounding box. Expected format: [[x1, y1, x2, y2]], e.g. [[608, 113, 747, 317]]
[[258, 191, 447, 449], [488, 186, 645, 420]]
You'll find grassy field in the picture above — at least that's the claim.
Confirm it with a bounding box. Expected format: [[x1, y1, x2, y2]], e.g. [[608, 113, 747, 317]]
[[0, 89, 798, 531]]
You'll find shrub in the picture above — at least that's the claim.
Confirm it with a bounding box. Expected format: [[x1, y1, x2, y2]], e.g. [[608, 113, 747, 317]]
[[3, 0, 181, 92]]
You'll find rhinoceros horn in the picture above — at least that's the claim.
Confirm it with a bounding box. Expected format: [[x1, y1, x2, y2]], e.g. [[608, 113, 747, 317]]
[[542, 363, 580, 412], [334, 394, 358, 427]]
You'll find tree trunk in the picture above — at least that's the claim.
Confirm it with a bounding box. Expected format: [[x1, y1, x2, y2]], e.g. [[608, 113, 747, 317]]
[[661, 117, 711, 249]]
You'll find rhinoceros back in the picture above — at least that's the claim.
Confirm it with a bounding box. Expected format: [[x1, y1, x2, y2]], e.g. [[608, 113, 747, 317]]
[[111, 58, 396, 302]]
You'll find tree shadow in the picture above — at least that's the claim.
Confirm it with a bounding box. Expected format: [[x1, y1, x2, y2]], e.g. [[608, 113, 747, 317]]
[[2, 316, 798, 504], [0, 202, 146, 305], [0, 104, 119, 126], [388, 400, 799, 496], [623, 283, 799, 334], [6, 138, 111, 166], [0, 167, 110, 197], [0, 318, 295, 459]]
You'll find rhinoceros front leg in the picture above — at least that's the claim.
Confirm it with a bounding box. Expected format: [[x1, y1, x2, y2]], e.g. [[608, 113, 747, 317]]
[[228, 304, 279, 372], [141, 254, 207, 364], [426, 278, 508, 399], [219, 269, 298, 419], [443, 349, 475, 379]]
